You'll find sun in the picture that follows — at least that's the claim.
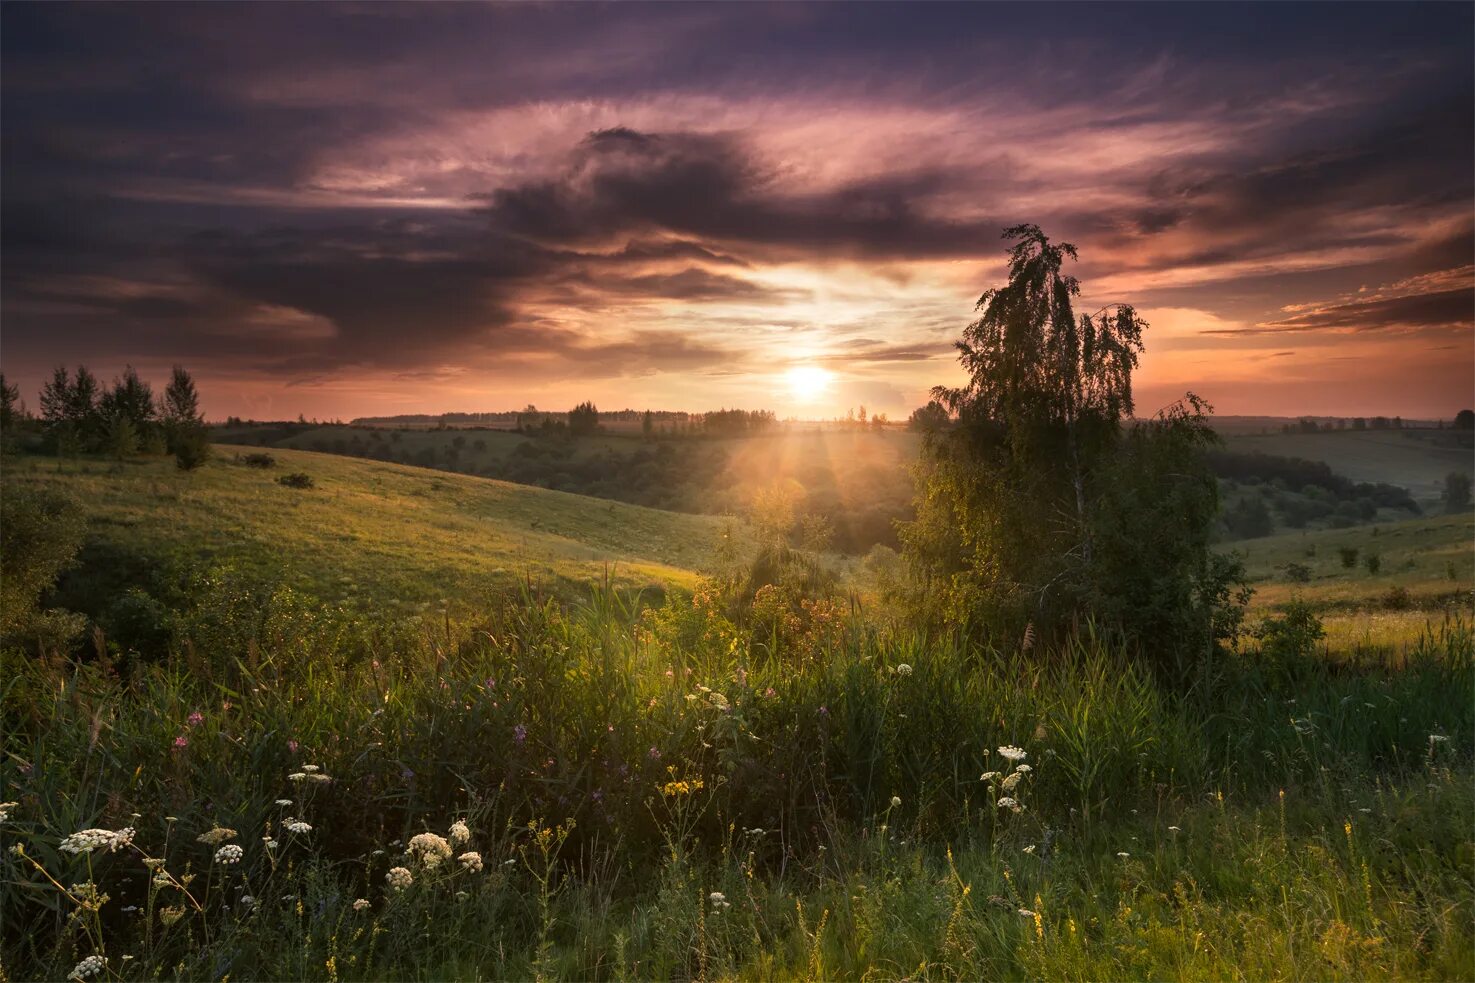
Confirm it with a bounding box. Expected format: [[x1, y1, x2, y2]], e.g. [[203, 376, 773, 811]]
[[785, 364, 833, 403]]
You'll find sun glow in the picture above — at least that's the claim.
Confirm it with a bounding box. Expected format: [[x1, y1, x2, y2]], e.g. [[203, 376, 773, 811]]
[[785, 364, 834, 403]]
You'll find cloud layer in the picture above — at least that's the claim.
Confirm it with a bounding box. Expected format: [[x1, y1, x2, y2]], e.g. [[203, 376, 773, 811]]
[[2, 3, 1471, 418]]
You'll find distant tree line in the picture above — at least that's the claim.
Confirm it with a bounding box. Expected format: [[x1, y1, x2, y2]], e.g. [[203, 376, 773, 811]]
[[0, 364, 210, 469]]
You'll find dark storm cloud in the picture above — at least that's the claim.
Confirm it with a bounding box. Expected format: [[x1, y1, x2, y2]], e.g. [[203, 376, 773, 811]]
[[1238, 286, 1475, 336], [1, 2, 1471, 414]]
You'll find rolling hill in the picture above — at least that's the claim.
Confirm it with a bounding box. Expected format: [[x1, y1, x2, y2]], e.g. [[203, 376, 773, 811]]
[[3, 446, 741, 614]]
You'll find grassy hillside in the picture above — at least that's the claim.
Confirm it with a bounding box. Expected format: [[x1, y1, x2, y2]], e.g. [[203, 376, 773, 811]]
[[1223, 511, 1475, 654], [1225, 428, 1472, 508], [3, 446, 738, 613]]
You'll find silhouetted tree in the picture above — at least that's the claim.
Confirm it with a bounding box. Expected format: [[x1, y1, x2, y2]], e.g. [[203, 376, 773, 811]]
[[900, 225, 1245, 666], [568, 401, 600, 436], [1455, 409, 1474, 430], [907, 400, 950, 433]]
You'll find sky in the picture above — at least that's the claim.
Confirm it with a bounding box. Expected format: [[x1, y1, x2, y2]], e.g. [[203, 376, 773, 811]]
[[3, 2, 1472, 421]]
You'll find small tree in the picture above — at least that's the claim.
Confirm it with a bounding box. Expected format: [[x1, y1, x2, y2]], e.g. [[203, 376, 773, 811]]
[[0, 372, 20, 454], [568, 401, 599, 436], [642, 409, 654, 438], [907, 400, 950, 433], [1454, 409, 1474, 430], [104, 414, 139, 461], [1443, 471, 1472, 512]]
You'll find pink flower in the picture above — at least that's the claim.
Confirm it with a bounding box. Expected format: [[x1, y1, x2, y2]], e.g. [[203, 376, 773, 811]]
[[187, 711, 204, 727], [173, 735, 189, 749], [287, 740, 299, 753]]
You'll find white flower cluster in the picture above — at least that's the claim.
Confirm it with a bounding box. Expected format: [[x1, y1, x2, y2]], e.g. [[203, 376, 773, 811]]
[[894, 663, 913, 677], [214, 844, 244, 864], [997, 745, 1027, 763], [0, 801, 17, 824], [60, 827, 136, 855], [449, 820, 471, 846], [458, 851, 483, 873], [283, 818, 313, 835], [709, 890, 731, 911], [67, 955, 106, 980], [353, 898, 372, 911], [408, 832, 452, 868], [386, 866, 414, 891]]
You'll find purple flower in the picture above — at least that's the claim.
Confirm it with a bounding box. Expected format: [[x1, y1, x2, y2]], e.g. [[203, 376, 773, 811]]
[[648, 746, 662, 760], [513, 724, 527, 745], [819, 706, 829, 716], [401, 767, 415, 781]]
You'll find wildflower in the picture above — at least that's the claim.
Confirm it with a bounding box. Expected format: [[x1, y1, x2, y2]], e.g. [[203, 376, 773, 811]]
[[173, 735, 189, 749], [187, 711, 204, 727], [275, 799, 293, 807], [1117, 851, 1130, 859], [455, 890, 469, 901], [1167, 825, 1181, 833], [301, 764, 320, 773], [1429, 734, 1450, 744], [895, 663, 913, 676], [67, 955, 106, 980], [214, 844, 244, 864], [60, 828, 136, 855], [305, 773, 331, 784], [197, 827, 237, 846], [288, 772, 307, 782], [352, 898, 371, 911], [1015, 764, 1032, 773], [159, 906, 186, 926], [284, 818, 312, 835], [890, 796, 902, 808], [458, 851, 483, 873], [386, 866, 414, 891], [997, 797, 1022, 812], [408, 832, 452, 868], [0, 802, 17, 823], [1001, 772, 1024, 791], [449, 820, 471, 845], [997, 746, 1027, 763], [1022, 844, 1037, 855], [513, 724, 527, 744], [980, 771, 1001, 781], [287, 739, 299, 753], [709, 891, 731, 910], [239, 895, 256, 908], [1018, 908, 1036, 918], [264, 838, 280, 850]]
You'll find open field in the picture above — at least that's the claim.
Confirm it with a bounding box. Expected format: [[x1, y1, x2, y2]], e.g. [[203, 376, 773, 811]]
[[2, 446, 736, 613], [1225, 428, 1473, 509]]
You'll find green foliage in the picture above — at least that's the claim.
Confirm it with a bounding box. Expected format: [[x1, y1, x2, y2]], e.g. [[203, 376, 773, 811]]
[[0, 371, 20, 454], [1284, 561, 1312, 583], [1444, 471, 1472, 512], [172, 425, 213, 470], [1339, 545, 1360, 568], [103, 413, 139, 460], [242, 452, 277, 468], [1364, 552, 1382, 575], [0, 486, 86, 646], [277, 471, 315, 489], [1253, 598, 1325, 668], [901, 227, 1244, 664], [1224, 494, 1274, 538]]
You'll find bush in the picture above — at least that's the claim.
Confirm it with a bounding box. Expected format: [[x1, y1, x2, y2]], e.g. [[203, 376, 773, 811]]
[[1254, 599, 1325, 663], [0, 486, 86, 646], [173, 427, 212, 470], [278, 472, 315, 489], [242, 452, 276, 468], [1284, 562, 1312, 583], [1338, 546, 1359, 569], [1381, 585, 1412, 610], [1364, 553, 1382, 575]]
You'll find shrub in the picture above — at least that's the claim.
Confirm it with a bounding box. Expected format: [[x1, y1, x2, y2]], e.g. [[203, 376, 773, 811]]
[[278, 472, 315, 489], [173, 427, 212, 470], [1338, 546, 1359, 569], [1254, 599, 1325, 663], [242, 452, 276, 468], [1381, 585, 1412, 610], [1364, 553, 1381, 575], [1284, 562, 1312, 583], [0, 486, 87, 646]]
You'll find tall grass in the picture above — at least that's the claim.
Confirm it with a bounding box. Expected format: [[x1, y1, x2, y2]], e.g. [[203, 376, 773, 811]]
[[2, 589, 1471, 980]]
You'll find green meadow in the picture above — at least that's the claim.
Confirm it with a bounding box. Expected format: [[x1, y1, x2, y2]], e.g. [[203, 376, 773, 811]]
[[3, 435, 1473, 981]]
